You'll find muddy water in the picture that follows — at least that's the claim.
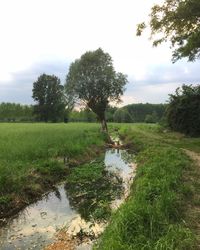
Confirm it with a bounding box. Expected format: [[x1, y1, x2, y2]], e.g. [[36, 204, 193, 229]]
[[0, 149, 135, 250]]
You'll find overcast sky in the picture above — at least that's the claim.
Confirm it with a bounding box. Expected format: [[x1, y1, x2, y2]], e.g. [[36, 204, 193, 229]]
[[0, 0, 199, 106]]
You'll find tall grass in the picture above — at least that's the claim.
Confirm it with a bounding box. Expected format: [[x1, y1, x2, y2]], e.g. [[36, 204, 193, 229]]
[[95, 124, 197, 249], [115, 123, 200, 153], [0, 123, 105, 214]]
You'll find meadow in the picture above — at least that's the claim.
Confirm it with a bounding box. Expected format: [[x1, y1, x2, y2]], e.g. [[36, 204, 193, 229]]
[[0, 123, 106, 217], [0, 122, 200, 249]]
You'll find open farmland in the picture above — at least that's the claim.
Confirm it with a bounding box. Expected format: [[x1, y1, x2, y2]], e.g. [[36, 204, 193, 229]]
[[0, 123, 200, 250], [0, 123, 105, 217]]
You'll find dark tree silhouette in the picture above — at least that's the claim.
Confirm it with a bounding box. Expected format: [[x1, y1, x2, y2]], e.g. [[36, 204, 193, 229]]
[[32, 74, 65, 122]]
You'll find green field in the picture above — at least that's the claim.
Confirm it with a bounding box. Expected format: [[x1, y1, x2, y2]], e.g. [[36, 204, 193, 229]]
[[0, 122, 200, 249], [0, 123, 106, 217]]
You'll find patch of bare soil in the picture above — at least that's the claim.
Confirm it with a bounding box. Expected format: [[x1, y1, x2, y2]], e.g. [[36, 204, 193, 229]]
[[184, 150, 200, 165], [182, 149, 200, 248], [44, 231, 76, 250]]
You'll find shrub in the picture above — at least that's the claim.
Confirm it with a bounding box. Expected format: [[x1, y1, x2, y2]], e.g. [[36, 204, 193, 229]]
[[166, 84, 200, 136]]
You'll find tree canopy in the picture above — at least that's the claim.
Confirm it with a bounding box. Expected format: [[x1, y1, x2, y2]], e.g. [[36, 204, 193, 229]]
[[166, 84, 200, 136], [32, 74, 65, 122], [65, 48, 127, 131], [137, 0, 200, 62]]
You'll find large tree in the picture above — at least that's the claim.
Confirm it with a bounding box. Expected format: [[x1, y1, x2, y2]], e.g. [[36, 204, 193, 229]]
[[32, 74, 65, 122], [137, 0, 200, 62], [65, 48, 127, 131]]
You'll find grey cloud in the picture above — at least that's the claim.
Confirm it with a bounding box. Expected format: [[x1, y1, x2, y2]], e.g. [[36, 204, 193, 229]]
[[129, 60, 200, 86], [0, 59, 70, 104], [124, 60, 200, 104], [123, 82, 179, 104], [0, 58, 200, 105]]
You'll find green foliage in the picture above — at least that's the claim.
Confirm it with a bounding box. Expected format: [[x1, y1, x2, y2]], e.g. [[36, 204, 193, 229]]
[[145, 111, 158, 123], [95, 124, 197, 249], [114, 103, 166, 123], [32, 74, 65, 122], [65, 161, 123, 221], [65, 48, 127, 130], [0, 103, 34, 122], [69, 108, 97, 122], [113, 108, 133, 123], [137, 0, 200, 62], [68, 104, 165, 124], [0, 195, 12, 211], [117, 123, 200, 153], [105, 106, 118, 122], [166, 84, 200, 136], [0, 123, 105, 214]]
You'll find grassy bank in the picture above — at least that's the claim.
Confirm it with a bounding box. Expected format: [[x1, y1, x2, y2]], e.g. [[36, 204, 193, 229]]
[[95, 124, 200, 249], [0, 123, 106, 218]]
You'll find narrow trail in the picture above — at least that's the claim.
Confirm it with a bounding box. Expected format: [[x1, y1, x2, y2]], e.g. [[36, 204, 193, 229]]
[[183, 149, 200, 248], [184, 149, 200, 166]]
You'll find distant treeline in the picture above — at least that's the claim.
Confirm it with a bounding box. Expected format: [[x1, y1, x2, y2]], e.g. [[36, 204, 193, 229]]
[[0, 102, 166, 123], [0, 103, 34, 122], [113, 103, 167, 123], [69, 104, 166, 123]]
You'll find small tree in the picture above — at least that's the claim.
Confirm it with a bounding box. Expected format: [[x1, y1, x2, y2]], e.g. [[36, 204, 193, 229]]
[[65, 48, 127, 131], [166, 84, 200, 136], [32, 74, 65, 122], [145, 111, 158, 124], [114, 108, 133, 123]]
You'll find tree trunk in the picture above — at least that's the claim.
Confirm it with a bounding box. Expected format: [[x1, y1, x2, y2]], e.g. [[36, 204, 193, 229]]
[[101, 118, 108, 132]]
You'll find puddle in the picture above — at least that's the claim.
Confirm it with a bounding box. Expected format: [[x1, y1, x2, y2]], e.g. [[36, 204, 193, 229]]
[[0, 149, 136, 250], [0, 185, 78, 250], [105, 149, 135, 210], [105, 149, 133, 178]]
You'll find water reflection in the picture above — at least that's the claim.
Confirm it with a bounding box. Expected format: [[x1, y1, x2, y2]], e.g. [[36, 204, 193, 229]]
[[65, 164, 123, 221], [105, 149, 133, 177], [0, 185, 77, 250], [0, 149, 135, 250]]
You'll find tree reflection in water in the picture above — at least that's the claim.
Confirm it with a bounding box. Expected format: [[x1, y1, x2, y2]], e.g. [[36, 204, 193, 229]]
[[64, 161, 123, 221]]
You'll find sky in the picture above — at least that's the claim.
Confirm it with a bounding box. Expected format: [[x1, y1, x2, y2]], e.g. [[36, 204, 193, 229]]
[[0, 0, 199, 106]]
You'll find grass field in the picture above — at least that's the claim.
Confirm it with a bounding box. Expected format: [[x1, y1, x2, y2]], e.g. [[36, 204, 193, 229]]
[[95, 123, 200, 249], [0, 123, 106, 217], [0, 122, 200, 249]]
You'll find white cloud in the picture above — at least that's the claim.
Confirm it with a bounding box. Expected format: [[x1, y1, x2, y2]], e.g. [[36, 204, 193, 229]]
[[0, 0, 199, 104], [122, 82, 182, 105], [0, 0, 167, 81]]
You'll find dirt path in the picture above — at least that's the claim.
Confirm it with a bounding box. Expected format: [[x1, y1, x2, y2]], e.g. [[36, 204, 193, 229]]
[[183, 149, 200, 248], [184, 149, 200, 166], [44, 231, 75, 250]]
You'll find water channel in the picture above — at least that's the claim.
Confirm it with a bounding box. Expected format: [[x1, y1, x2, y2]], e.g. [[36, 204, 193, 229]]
[[0, 149, 136, 250]]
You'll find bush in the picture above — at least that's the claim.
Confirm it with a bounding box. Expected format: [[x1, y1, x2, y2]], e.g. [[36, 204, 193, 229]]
[[145, 112, 158, 123], [166, 84, 200, 136], [113, 108, 133, 123]]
